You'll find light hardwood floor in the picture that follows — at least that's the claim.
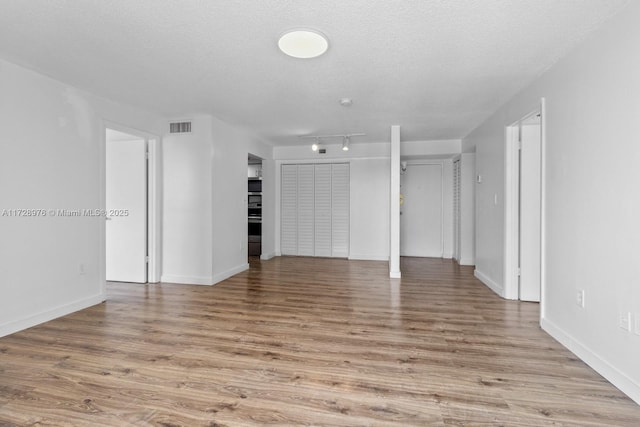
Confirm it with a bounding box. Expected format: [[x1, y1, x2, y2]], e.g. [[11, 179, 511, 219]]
[[1, 257, 639, 426]]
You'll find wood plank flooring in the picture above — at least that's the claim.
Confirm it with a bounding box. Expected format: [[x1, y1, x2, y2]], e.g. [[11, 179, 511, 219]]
[[1, 257, 639, 426]]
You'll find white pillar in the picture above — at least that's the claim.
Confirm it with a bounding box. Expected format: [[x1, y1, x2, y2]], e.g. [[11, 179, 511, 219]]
[[389, 125, 401, 278]]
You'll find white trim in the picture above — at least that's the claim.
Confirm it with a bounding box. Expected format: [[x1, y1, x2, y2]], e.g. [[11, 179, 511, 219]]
[[0, 294, 105, 338], [260, 252, 276, 260], [541, 317, 640, 405], [458, 257, 475, 266], [160, 275, 215, 286], [98, 121, 107, 296], [539, 98, 547, 320], [389, 126, 401, 278], [103, 121, 162, 284], [147, 138, 162, 283], [212, 263, 250, 284], [503, 101, 545, 302], [349, 254, 389, 261], [474, 269, 503, 297], [503, 125, 520, 300]]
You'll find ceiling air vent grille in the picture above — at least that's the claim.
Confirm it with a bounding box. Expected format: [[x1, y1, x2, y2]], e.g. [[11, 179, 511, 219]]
[[169, 121, 192, 133]]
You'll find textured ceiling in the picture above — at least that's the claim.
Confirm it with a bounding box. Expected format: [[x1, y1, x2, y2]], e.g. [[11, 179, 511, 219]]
[[0, 0, 629, 146]]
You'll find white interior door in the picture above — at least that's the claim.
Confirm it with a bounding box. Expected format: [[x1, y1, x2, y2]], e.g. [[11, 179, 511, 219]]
[[400, 164, 443, 257], [106, 138, 147, 283], [519, 123, 542, 301]]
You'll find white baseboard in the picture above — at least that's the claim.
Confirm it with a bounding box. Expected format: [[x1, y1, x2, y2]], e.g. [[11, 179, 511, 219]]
[[389, 271, 402, 279], [349, 254, 389, 261], [260, 252, 276, 260], [474, 269, 504, 297], [541, 317, 640, 405], [160, 274, 214, 285], [0, 293, 105, 338], [212, 263, 249, 284], [458, 257, 475, 266]]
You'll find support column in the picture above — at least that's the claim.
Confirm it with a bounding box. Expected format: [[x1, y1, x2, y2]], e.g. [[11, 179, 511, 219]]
[[390, 125, 401, 278]]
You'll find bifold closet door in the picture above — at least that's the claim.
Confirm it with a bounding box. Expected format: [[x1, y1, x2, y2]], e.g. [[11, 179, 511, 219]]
[[314, 164, 332, 257], [331, 163, 350, 257], [453, 159, 461, 262], [280, 163, 349, 258], [280, 164, 298, 255], [297, 164, 315, 256]]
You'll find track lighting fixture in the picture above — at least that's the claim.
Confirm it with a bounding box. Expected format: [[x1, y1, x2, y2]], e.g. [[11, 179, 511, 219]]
[[299, 133, 364, 151], [342, 136, 350, 151]]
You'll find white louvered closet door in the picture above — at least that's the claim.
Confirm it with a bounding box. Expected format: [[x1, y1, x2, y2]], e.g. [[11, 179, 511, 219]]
[[280, 163, 350, 258], [314, 164, 332, 257], [331, 163, 350, 257], [453, 159, 461, 262], [281, 164, 298, 255], [296, 164, 315, 256]]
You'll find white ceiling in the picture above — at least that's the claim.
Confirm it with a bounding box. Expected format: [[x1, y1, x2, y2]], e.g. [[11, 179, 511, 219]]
[[0, 0, 629, 146]]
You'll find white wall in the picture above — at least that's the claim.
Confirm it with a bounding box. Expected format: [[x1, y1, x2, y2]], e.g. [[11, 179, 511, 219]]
[[273, 139, 464, 263], [261, 158, 276, 260], [162, 114, 273, 285], [210, 116, 272, 282], [0, 58, 163, 337], [459, 153, 475, 265], [464, 1, 640, 403], [350, 158, 390, 260], [274, 142, 392, 261], [162, 115, 214, 284]]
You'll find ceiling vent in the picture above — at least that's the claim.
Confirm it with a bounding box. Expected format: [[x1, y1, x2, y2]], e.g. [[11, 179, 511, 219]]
[[318, 148, 327, 154], [169, 121, 192, 133]]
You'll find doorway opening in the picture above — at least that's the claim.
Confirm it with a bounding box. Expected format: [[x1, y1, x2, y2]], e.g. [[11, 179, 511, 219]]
[[104, 125, 160, 284], [504, 100, 545, 303], [248, 154, 263, 264]]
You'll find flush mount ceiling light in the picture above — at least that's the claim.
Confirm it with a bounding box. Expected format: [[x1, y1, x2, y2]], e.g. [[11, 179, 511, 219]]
[[278, 29, 328, 59], [339, 98, 353, 107]]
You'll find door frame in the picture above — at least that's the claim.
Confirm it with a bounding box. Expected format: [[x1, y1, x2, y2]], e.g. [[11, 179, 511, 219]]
[[101, 121, 161, 289], [503, 98, 546, 305]]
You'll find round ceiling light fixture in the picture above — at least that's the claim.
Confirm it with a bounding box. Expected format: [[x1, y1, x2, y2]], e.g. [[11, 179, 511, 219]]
[[278, 29, 328, 59]]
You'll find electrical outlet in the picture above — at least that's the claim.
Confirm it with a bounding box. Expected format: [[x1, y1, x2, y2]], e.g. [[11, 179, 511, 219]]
[[619, 311, 631, 331], [79, 263, 86, 275], [576, 290, 585, 308]]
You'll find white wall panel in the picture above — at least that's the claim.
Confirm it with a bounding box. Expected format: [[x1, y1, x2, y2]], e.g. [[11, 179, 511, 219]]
[[464, 2, 640, 403]]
